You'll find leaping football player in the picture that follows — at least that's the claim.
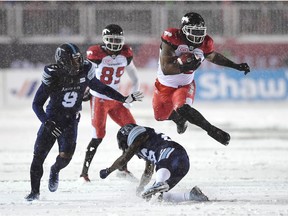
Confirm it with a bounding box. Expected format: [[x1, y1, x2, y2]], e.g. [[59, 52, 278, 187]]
[[153, 12, 250, 145]]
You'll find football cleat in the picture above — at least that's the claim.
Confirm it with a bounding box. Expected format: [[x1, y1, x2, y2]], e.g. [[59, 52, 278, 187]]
[[176, 120, 188, 134], [141, 182, 169, 199], [25, 192, 40, 201], [48, 167, 59, 192], [189, 186, 209, 202], [207, 125, 230, 145], [80, 174, 91, 183]]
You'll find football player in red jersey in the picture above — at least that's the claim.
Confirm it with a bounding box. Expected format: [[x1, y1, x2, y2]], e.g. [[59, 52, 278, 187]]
[[153, 12, 250, 145], [79, 24, 140, 182]]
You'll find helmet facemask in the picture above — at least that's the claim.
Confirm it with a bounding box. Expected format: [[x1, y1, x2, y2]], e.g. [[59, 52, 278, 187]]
[[103, 35, 124, 52], [182, 25, 207, 44], [69, 52, 83, 75]]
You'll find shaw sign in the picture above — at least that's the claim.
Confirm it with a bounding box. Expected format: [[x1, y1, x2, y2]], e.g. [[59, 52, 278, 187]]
[[195, 68, 288, 101]]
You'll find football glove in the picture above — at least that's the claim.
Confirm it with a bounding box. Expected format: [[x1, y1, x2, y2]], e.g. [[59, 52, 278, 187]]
[[124, 91, 144, 103], [82, 91, 92, 102], [82, 87, 92, 102], [99, 168, 111, 179], [235, 63, 250, 75], [44, 120, 62, 138]]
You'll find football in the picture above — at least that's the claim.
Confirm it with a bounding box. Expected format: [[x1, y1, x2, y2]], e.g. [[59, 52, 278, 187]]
[[177, 52, 194, 65]]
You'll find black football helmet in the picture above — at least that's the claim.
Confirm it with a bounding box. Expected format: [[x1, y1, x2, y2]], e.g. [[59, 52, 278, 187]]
[[102, 24, 125, 52], [181, 12, 207, 44], [117, 124, 138, 151], [55, 43, 84, 75]]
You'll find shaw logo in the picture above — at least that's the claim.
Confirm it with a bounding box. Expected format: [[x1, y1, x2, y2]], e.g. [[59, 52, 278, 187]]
[[10, 80, 39, 98], [196, 69, 288, 101]]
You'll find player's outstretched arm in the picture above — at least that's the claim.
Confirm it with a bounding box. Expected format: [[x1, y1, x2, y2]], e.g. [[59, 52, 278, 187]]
[[99, 147, 135, 179], [206, 51, 250, 75], [89, 77, 144, 103], [99, 134, 148, 179]]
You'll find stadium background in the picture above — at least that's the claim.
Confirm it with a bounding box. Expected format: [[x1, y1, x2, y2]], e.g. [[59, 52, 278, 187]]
[[0, 1, 287, 107], [1, 3, 288, 214]]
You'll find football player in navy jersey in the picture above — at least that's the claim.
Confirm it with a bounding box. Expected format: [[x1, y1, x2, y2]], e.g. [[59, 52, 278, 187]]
[[99, 124, 209, 203], [25, 43, 143, 201], [153, 12, 250, 145], [79, 24, 140, 183]]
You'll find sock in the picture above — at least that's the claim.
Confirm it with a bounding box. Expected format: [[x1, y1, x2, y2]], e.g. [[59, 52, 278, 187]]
[[80, 138, 102, 176], [155, 168, 171, 183], [162, 192, 190, 203]]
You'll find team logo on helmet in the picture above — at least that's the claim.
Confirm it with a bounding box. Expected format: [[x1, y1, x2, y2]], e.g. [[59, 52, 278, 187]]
[[181, 16, 189, 24]]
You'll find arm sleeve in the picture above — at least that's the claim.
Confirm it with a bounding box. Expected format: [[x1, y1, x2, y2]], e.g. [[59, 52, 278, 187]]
[[89, 77, 126, 102], [125, 60, 140, 93], [32, 83, 50, 123]]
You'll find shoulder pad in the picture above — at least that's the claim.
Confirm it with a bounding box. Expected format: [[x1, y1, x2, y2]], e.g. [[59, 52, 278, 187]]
[[42, 64, 60, 86], [120, 45, 133, 58], [199, 35, 214, 54], [161, 28, 182, 49], [83, 60, 95, 80], [161, 28, 179, 43], [86, 45, 106, 62]]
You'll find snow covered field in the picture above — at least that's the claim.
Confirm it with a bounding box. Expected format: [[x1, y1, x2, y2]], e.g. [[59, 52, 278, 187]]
[[1, 102, 288, 216]]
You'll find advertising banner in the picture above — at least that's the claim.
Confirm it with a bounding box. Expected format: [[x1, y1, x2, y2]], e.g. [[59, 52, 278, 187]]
[[195, 68, 288, 101], [1, 68, 287, 109]]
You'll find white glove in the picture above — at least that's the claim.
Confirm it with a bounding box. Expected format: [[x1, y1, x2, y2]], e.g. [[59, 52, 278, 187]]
[[124, 91, 144, 103]]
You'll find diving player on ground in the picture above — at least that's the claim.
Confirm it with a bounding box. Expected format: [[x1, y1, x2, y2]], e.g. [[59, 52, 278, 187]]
[[99, 124, 209, 203]]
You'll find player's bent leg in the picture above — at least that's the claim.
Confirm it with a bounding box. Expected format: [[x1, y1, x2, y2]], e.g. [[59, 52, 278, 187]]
[[26, 129, 55, 201], [207, 125, 230, 146], [177, 104, 230, 145], [80, 138, 102, 182], [49, 154, 72, 192], [168, 110, 188, 134]]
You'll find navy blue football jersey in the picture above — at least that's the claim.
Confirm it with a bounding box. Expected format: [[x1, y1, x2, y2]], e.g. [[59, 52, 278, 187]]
[[32, 60, 126, 125], [127, 126, 186, 164]]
